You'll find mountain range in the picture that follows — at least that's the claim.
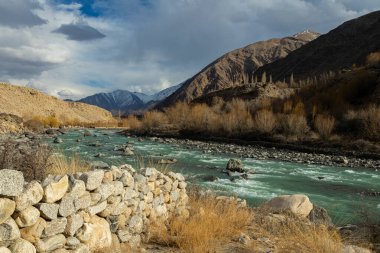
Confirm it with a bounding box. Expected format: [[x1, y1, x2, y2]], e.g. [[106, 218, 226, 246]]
[[78, 83, 182, 115], [79, 10, 380, 114]]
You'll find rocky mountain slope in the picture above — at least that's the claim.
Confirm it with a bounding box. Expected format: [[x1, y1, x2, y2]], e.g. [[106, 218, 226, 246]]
[[0, 83, 113, 123], [79, 84, 182, 115], [255, 10, 380, 81], [157, 30, 319, 108], [79, 90, 147, 115]]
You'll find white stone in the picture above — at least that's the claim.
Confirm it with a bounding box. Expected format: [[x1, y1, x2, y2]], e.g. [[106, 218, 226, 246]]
[[14, 206, 40, 227], [15, 181, 43, 211], [263, 194, 313, 218], [9, 238, 36, 253], [0, 199, 15, 224], [76, 216, 112, 251], [43, 175, 69, 203], [0, 170, 24, 197], [0, 218, 20, 241], [80, 170, 105, 191]]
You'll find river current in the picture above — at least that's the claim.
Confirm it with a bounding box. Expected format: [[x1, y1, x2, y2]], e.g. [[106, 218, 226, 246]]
[[51, 129, 380, 224]]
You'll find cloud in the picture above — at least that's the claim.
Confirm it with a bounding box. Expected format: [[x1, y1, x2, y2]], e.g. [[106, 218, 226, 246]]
[[53, 22, 106, 41], [0, 0, 46, 28], [1, 0, 380, 99]]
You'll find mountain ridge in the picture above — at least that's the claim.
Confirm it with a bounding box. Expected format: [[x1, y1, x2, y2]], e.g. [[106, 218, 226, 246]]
[[156, 30, 320, 108], [79, 84, 182, 115], [255, 10, 380, 81]]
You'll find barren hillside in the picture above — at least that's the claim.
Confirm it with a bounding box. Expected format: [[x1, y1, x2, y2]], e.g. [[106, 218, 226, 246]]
[[0, 83, 113, 123], [157, 30, 319, 108]]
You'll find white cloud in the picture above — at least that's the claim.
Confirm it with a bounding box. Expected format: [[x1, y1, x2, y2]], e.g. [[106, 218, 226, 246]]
[[0, 0, 379, 99]]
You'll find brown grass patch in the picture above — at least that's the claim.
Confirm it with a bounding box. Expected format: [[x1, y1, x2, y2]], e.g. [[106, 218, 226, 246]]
[[150, 190, 252, 253], [46, 154, 90, 176]]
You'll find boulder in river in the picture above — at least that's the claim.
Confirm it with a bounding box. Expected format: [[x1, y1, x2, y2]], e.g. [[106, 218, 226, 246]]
[[83, 130, 92, 137], [53, 138, 63, 144], [202, 175, 219, 182], [89, 142, 102, 147], [123, 148, 134, 156], [45, 129, 56, 135], [226, 159, 245, 173], [158, 158, 178, 164], [89, 161, 110, 170]]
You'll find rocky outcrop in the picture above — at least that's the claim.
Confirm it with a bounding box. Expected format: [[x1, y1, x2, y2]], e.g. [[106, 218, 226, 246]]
[[226, 159, 245, 173], [0, 166, 189, 252]]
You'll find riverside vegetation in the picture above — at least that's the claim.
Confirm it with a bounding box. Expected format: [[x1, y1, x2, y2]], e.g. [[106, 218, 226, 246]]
[[122, 53, 380, 155], [0, 132, 376, 253]]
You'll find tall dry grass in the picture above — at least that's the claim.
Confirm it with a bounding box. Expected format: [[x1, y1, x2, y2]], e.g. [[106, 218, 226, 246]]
[[314, 114, 336, 139], [46, 154, 90, 177], [150, 190, 252, 253], [253, 109, 277, 134], [249, 211, 344, 253]]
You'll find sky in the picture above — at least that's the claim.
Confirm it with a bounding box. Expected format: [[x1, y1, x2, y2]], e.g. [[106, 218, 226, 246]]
[[0, 0, 379, 100]]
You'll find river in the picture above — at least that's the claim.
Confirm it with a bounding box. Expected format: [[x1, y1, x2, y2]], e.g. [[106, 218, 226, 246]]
[[51, 129, 380, 224]]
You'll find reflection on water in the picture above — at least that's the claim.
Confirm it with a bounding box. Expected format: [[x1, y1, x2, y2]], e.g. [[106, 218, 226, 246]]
[[51, 129, 380, 224]]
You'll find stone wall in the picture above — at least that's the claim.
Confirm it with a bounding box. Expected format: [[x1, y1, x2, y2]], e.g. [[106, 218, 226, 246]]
[[0, 165, 189, 252]]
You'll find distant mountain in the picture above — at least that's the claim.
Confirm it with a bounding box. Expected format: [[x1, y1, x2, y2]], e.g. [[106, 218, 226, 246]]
[[156, 30, 319, 108], [255, 11, 380, 81], [151, 83, 183, 101], [79, 84, 181, 115]]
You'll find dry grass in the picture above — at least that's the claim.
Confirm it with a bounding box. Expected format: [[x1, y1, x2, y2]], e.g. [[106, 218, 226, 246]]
[[280, 114, 309, 137], [314, 114, 336, 140], [46, 154, 90, 176], [147, 190, 359, 253], [141, 111, 168, 132], [150, 190, 252, 253], [253, 109, 277, 134], [134, 155, 172, 175], [366, 52, 380, 66], [249, 211, 344, 253]]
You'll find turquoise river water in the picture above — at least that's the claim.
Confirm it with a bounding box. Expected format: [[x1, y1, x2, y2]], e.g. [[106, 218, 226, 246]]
[[50, 129, 380, 224]]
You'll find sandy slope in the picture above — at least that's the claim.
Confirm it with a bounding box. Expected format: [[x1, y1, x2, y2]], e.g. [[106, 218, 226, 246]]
[[0, 83, 113, 122]]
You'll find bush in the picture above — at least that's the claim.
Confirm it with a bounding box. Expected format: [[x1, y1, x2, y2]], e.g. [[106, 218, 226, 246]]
[[314, 114, 336, 139], [253, 109, 277, 134], [360, 105, 380, 141], [121, 115, 141, 130], [366, 52, 380, 67], [47, 155, 90, 176], [150, 189, 252, 253], [24, 119, 44, 133], [281, 114, 310, 137], [141, 110, 168, 132], [0, 140, 52, 181]]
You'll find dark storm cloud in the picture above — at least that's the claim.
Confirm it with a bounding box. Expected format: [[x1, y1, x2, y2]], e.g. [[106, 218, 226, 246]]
[[0, 0, 46, 28], [0, 55, 56, 79], [53, 22, 106, 41]]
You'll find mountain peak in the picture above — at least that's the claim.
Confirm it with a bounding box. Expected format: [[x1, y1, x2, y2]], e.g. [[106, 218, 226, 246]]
[[292, 29, 320, 41]]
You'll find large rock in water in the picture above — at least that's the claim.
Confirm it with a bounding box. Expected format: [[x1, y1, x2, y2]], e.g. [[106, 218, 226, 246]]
[[0, 169, 24, 197], [263, 194, 313, 218], [226, 159, 245, 173]]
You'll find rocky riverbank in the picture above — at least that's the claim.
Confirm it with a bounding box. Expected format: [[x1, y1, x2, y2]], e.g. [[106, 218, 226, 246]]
[[145, 136, 380, 169]]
